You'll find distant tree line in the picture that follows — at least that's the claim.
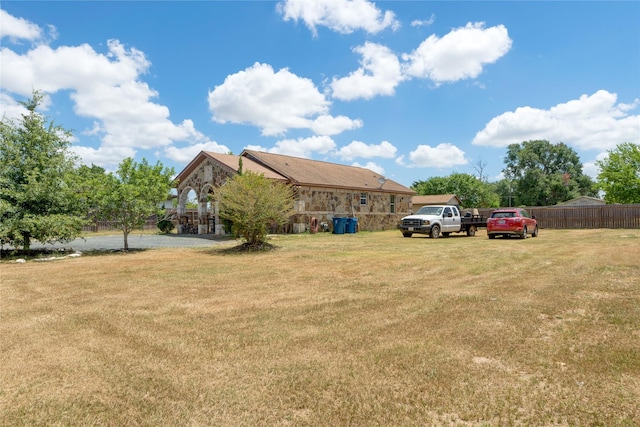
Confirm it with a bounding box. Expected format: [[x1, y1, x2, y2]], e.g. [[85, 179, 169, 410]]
[[412, 140, 638, 208]]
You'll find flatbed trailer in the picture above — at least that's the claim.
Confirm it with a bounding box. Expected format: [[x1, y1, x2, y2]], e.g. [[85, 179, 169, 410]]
[[459, 214, 487, 236]]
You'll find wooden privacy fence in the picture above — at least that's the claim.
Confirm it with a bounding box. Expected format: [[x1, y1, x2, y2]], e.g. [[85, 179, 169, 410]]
[[476, 204, 640, 229], [82, 218, 159, 232]]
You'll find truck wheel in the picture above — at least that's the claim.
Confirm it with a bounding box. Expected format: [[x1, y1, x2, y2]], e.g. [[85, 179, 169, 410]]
[[402, 232, 413, 238], [466, 225, 477, 237], [430, 225, 440, 239]]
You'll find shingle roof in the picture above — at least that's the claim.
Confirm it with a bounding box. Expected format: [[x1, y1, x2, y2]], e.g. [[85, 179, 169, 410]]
[[175, 149, 414, 194], [175, 151, 287, 184], [242, 149, 414, 194], [412, 194, 461, 205]]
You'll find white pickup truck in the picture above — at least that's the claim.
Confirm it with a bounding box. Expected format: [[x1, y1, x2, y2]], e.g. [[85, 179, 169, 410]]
[[398, 205, 486, 238]]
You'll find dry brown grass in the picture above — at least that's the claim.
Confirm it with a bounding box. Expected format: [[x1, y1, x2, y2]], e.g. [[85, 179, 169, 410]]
[[1, 229, 639, 426]]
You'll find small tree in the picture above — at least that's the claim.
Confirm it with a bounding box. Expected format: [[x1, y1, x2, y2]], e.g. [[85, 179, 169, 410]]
[[0, 91, 86, 250], [217, 171, 294, 248], [94, 158, 175, 250], [597, 143, 640, 204]]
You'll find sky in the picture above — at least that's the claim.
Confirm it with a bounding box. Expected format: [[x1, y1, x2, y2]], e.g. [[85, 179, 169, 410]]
[[1, 1, 639, 188]]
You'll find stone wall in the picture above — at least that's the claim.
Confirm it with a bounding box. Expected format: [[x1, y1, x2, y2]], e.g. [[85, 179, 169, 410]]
[[293, 185, 411, 232], [176, 159, 234, 235]]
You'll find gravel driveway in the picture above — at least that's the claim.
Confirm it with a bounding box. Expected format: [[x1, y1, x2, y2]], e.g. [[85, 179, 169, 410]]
[[3, 233, 232, 252]]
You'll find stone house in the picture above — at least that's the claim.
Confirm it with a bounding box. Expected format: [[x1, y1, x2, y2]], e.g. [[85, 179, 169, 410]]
[[174, 150, 415, 235]]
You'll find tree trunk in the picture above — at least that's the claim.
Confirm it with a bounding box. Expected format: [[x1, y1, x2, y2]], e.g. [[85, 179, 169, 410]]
[[123, 231, 129, 251], [22, 231, 31, 251]]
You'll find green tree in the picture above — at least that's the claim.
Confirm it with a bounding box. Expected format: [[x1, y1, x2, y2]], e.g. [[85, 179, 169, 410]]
[[412, 173, 500, 208], [596, 142, 640, 204], [503, 140, 597, 206], [217, 170, 294, 248], [0, 91, 86, 250], [94, 158, 175, 250]]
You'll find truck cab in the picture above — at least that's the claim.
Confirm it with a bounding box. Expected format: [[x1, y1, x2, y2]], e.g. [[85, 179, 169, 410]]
[[398, 205, 461, 238]]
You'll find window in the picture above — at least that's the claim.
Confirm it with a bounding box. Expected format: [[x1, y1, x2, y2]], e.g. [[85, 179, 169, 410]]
[[390, 195, 395, 213], [360, 193, 367, 205]]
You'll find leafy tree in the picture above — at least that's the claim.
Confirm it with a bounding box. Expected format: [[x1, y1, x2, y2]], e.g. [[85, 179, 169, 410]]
[[412, 173, 500, 208], [503, 140, 597, 206], [73, 164, 109, 214], [94, 158, 175, 250], [0, 91, 86, 250], [494, 179, 517, 207], [596, 142, 640, 204], [217, 170, 294, 248]]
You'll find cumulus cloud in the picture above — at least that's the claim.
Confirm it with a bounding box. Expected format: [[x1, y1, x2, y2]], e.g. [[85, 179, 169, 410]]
[[402, 22, 512, 84], [336, 140, 397, 161], [70, 145, 137, 168], [246, 135, 336, 158], [0, 9, 43, 41], [163, 141, 230, 164], [402, 143, 468, 168], [472, 90, 640, 150], [331, 42, 404, 101], [0, 10, 218, 169], [330, 22, 513, 101], [208, 62, 361, 136], [351, 161, 384, 175], [278, 0, 399, 36], [310, 114, 363, 135]]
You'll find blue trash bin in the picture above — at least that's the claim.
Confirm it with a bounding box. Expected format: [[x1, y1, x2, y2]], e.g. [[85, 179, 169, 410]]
[[346, 217, 358, 233], [332, 217, 346, 234]]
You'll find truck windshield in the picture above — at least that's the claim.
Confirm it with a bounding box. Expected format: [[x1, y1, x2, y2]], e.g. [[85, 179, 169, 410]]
[[415, 206, 443, 216]]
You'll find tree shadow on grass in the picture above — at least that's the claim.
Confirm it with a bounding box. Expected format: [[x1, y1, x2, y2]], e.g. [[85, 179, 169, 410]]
[[1, 247, 149, 261], [204, 241, 279, 255]]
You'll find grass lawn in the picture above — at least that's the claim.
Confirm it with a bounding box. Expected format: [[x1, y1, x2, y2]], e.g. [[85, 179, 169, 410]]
[[1, 229, 639, 426]]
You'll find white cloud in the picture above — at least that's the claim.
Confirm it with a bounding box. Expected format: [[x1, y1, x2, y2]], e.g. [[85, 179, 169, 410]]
[[404, 143, 468, 168], [331, 42, 404, 101], [0, 10, 215, 169], [0, 9, 43, 41], [411, 14, 436, 27], [402, 22, 512, 84], [278, 0, 399, 36], [472, 90, 640, 150], [208, 62, 360, 136], [246, 135, 336, 158], [582, 151, 609, 180], [163, 141, 230, 164], [0, 91, 28, 120], [351, 161, 384, 175], [70, 145, 137, 168], [310, 114, 363, 135], [336, 140, 397, 161]]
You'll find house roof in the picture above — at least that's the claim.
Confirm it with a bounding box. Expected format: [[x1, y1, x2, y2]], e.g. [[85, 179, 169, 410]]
[[175, 151, 287, 185], [242, 149, 414, 194], [412, 194, 462, 205], [555, 196, 606, 206], [175, 149, 415, 194]]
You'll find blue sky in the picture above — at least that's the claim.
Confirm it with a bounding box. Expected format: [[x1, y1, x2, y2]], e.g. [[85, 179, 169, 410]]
[[1, 1, 638, 187]]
